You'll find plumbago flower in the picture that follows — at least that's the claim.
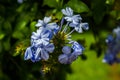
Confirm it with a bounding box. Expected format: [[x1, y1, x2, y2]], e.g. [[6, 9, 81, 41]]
[[61, 7, 89, 33], [24, 7, 89, 73], [103, 27, 120, 64]]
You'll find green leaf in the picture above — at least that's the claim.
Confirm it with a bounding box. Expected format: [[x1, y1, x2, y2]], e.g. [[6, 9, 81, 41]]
[[117, 11, 120, 20], [91, 0, 106, 24], [106, 0, 115, 5], [30, 21, 37, 32], [12, 31, 24, 39], [67, 0, 89, 13], [16, 20, 28, 31], [43, 0, 58, 8], [109, 10, 120, 20], [3, 39, 11, 51], [55, 11, 63, 20], [0, 33, 5, 40], [16, 3, 26, 12], [3, 21, 12, 33], [0, 41, 3, 53]]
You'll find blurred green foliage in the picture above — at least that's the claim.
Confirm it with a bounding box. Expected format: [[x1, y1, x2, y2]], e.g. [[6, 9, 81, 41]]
[[0, 0, 120, 80]]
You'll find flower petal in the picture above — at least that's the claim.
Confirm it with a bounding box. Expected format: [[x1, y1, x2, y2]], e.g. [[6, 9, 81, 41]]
[[35, 20, 43, 27], [75, 24, 83, 33], [35, 48, 41, 59], [41, 49, 49, 60], [62, 46, 71, 54], [80, 23, 89, 30], [24, 47, 33, 60], [62, 9, 68, 16], [58, 54, 68, 64], [72, 41, 84, 55], [44, 16, 51, 23], [45, 43, 55, 53], [67, 7, 73, 16], [47, 23, 58, 30], [68, 53, 78, 63]]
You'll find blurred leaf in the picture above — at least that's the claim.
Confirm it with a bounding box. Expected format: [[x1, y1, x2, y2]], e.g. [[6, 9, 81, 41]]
[[0, 41, 3, 53], [43, 0, 58, 8], [0, 33, 5, 40], [12, 31, 24, 39], [55, 11, 63, 20], [16, 19, 28, 31], [110, 10, 117, 18], [3, 21, 12, 33], [16, 3, 25, 12], [67, 0, 89, 13], [106, 0, 115, 5], [91, 0, 106, 24], [117, 11, 120, 20], [30, 21, 37, 32], [109, 10, 120, 20], [114, 0, 120, 10], [3, 39, 10, 51]]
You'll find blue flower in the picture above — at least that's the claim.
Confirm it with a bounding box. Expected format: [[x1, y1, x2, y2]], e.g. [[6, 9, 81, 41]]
[[58, 46, 73, 64], [62, 7, 89, 33], [24, 7, 88, 65], [70, 22, 89, 33], [102, 52, 115, 65], [58, 45, 83, 64], [35, 16, 58, 31], [105, 35, 114, 44], [24, 43, 55, 61], [36, 17, 51, 27], [35, 43, 55, 60], [62, 7, 82, 25], [24, 46, 41, 62], [103, 27, 120, 64], [72, 41, 84, 55], [24, 47, 33, 60], [31, 27, 50, 46], [58, 54, 69, 64]]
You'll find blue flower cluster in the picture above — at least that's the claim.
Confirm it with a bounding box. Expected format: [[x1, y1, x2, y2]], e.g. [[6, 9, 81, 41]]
[[24, 7, 89, 64], [103, 27, 120, 64]]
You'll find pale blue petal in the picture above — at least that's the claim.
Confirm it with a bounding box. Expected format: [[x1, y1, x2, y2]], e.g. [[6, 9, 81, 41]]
[[31, 27, 44, 39], [41, 49, 49, 60], [35, 48, 41, 59], [35, 20, 43, 27], [69, 23, 77, 27], [47, 23, 58, 30], [24, 47, 33, 60], [68, 53, 78, 63], [62, 9, 68, 16], [41, 32, 50, 38], [31, 32, 40, 39], [73, 15, 82, 20], [75, 25, 83, 33], [72, 41, 84, 55], [58, 54, 68, 64], [64, 17, 72, 21], [45, 43, 55, 53], [35, 39, 49, 46], [67, 7, 73, 16], [41, 38, 49, 46], [62, 46, 71, 54], [44, 16, 51, 23], [80, 23, 89, 30]]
